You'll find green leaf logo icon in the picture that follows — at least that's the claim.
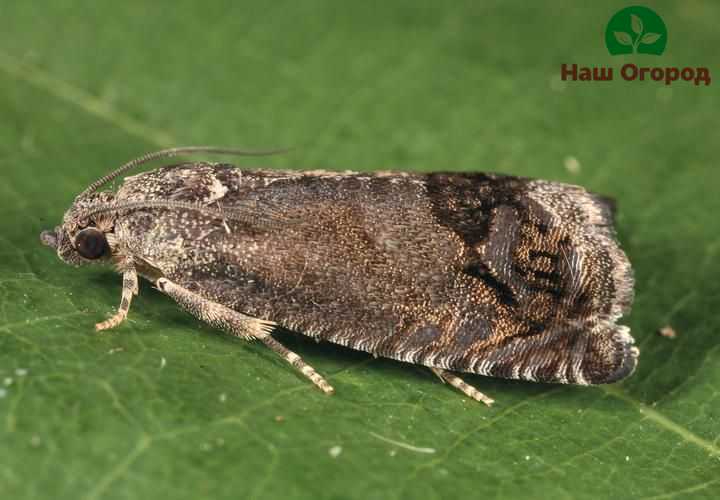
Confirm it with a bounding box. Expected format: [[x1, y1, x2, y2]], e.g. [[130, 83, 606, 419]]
[[614, 31, 633, 46], [641, 33, 662, 44], [605, 6, 668, 56]]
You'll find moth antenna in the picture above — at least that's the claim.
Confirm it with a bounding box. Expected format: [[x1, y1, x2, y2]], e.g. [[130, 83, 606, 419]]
[[78, 146, 292, 198], [73, 200, 291, 229]]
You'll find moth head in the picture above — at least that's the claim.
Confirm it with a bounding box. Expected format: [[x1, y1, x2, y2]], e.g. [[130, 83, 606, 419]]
[[40, 146, 287, 266], [40, 191, 117, 267]]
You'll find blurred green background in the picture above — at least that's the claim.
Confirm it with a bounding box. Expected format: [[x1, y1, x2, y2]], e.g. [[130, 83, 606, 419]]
[[1, 1, 719, 499]]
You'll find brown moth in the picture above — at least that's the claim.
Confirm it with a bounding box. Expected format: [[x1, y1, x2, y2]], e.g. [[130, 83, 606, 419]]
[[40, 147, 637, 405]]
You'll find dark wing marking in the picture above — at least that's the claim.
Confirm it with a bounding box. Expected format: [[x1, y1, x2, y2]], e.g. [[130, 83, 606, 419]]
[[356, 175, 636, 385]]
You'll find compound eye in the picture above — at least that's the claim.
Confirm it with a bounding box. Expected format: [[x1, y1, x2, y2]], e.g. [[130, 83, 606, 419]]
[[74, 227, 109, 260]]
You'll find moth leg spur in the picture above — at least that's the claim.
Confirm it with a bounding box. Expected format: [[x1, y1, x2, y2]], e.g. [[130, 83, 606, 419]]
[[95, 266, 139, 331], [156, 278, 334, 395], [430, 368, 494, 406]]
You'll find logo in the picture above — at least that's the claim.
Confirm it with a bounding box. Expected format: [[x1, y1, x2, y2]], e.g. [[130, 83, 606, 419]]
[[605, 6, 667, 55], [557, 5, 711, 86]]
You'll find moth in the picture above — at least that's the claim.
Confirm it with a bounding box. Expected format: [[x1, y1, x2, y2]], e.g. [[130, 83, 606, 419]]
[[41, 147, 637, 405]]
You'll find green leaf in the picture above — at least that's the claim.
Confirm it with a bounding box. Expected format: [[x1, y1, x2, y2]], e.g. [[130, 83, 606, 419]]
[[631, 14, 643, 35], [1, 2, 719, 500], [614, 31, 633, 46], [641, 32, 662, 45]]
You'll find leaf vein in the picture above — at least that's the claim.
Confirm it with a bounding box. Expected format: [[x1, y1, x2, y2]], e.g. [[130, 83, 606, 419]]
[[0, 50, 174, 147], [602, 386, 720, 457]]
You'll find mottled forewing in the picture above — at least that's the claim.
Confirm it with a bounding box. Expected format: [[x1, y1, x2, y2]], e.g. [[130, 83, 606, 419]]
[[114, 164, 636, 385]]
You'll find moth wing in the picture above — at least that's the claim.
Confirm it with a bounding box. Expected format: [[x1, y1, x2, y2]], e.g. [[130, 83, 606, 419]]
[[408, 320, 639, 385], [142, 170, 636, 386], [336, 176, 637, 385]]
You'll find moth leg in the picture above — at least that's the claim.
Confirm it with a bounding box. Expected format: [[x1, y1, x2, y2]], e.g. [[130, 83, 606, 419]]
[[95, 266, 139, 331], [156, 277, 334, 395], [430, 368, 494, 406], [259, 335, 335, 395]]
